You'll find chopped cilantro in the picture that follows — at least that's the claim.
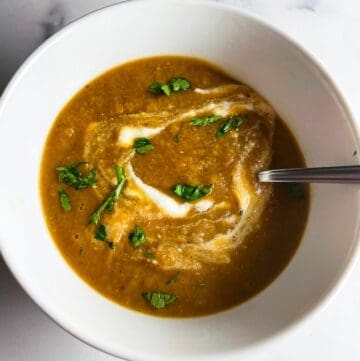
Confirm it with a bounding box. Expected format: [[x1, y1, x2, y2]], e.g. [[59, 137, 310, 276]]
[[90, 166, 126, 225], [129, 226, 146, 248], [190, 115, 221, 127], [134, 138, 155, 154], [172, 183, 213, 201], [95, 224, 107, 241], [56, 162, 96, 190], [149, 77, 191, 96], [94, 224, 114, 250], [129, 225, 146, 248], [142, 291, 177, 309], [216, 116, 244, 138], [58, 188, 71, 212], [149, 82, 164, 95], [160, 83, 171, 96], [169, 77, 191, 92]]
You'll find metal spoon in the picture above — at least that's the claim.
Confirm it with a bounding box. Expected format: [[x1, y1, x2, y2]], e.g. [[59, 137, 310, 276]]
[[258, 165, 360, 184]]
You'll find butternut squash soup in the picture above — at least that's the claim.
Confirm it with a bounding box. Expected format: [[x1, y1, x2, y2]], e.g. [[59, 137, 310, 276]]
[[40, 56, 309, 317]]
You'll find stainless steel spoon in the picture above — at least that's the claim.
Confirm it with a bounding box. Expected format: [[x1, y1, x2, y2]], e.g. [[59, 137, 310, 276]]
[[258, 165, 360, 184]]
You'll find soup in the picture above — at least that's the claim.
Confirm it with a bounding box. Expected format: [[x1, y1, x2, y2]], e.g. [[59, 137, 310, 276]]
[[40, 56, 309, 317]]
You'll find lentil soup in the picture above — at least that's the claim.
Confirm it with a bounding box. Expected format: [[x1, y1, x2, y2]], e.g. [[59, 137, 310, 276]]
[[40, 56, 309, 317]]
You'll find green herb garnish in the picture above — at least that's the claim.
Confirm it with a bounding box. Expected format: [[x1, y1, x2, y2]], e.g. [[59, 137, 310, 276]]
[[129, 225, 146, 248], [174, 134, 180, 143], [58, 188, 71, 212], [286, 183, 305, 199], [190, 115, 221, 126], [144, 249, 156, 260], [216, 116, 244, 138], [149, 82, 163, 95], [90, 166, 126, 225], [142, 291, 177, 309], [166, 271, 180, 285], [169, 77, 191, 92], [134, 138, 155, 154], [94, 224, 114, 249], [149, 77, 191, 96], [56, 162, 96, 190], [172, 183, 213, 201], [95, 224, 107, 241]]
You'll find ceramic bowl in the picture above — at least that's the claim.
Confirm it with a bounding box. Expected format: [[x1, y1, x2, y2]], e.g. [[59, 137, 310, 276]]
[[0, 1, 359, 360]]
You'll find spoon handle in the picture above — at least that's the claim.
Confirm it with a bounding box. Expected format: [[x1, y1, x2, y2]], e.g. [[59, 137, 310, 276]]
[[258, 165, 360, 184]]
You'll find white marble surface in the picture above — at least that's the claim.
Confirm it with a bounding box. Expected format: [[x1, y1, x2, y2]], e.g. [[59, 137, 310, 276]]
[[1, 0, 360, 360]]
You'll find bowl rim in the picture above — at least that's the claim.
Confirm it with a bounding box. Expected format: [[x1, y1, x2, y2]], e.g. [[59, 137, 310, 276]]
[[0, 0, 360, 360]]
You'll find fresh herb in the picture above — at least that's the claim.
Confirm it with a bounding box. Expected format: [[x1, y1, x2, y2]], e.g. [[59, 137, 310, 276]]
[[144, 249, 156, 260], [166, 271, 180, 285], [149, 77, 191, 96], [58, 188, 71, 212], [56, 162, 96, 190], [190, 115, 221, 127], [149, 82, 164, 95], [286, 183, 305, 199], [174, 134, 180, 143], [172, 183, 213, 201], [149, 81, 171, 96], [169, 77, 191, 92], [142, 291, 177, 309], [134, 138, 155, 154], [129, 225, 146, 248], [90, 166, 126, 225], [95, 224, 107, 241], [160, 84, 171, 96], [94, 224, 114, 249], [216, 116, 244, 138]]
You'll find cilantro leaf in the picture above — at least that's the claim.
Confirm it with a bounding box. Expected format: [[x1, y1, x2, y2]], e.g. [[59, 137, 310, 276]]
[[129, 225, 146, 248], [172, 183, 213, 201], [149, 77, 191, 96], [169, 77, 191, 92], [90, 166, 126, 225], [216, 116, 244, 138], [95, 224, 107, 241], [94, 224, 114, 249], [286, 183, 305, 199], [134, 138, 155, 154], [160, 84, 171, 96], [58, 188, 71, 212], [190, 115, 221, 126], [142, 291, 177, 309], [149, 82, 164, 95], [56, 162, 96, 190]]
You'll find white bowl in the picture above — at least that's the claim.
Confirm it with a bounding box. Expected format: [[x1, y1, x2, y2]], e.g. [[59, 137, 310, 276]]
[[0, 1, 359, 360]]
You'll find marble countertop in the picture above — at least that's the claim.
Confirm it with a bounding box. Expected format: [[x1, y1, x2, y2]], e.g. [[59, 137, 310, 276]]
[[1, 1, 360, 360]]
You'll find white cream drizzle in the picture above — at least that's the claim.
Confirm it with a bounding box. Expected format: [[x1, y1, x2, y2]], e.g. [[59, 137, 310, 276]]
[[127, 163, 214, 217]]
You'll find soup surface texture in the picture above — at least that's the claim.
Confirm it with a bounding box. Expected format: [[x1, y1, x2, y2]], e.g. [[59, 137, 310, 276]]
[[41, 56, 309, 317]]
